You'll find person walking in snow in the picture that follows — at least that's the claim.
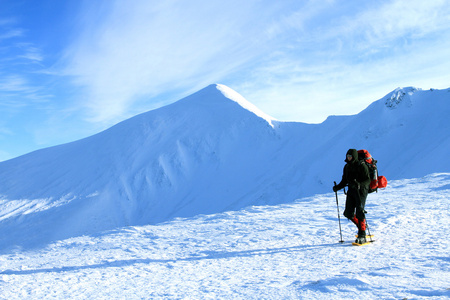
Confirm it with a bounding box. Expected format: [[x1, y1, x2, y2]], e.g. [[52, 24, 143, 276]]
[[333, 149, 371, 244]]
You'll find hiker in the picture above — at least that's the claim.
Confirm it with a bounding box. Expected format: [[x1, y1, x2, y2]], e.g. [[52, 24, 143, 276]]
[[333, 149, 371, 244]]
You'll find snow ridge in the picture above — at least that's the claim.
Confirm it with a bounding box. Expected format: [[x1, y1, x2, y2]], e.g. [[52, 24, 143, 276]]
[[215, 84, 276, 127]]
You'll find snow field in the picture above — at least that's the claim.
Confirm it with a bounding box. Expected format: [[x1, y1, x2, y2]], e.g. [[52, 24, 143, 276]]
[[1, 174, 449, 299]]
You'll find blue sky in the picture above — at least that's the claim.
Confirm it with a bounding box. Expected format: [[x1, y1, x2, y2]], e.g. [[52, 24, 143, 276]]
[[1, 0, 450, 161]]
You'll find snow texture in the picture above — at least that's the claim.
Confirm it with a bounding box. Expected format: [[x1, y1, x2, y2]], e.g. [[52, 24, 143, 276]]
[[0, 84, 449, 298], [0, 174, 449, 299]]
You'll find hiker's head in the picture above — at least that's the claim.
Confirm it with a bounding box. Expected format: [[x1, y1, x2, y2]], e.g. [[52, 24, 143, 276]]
[[345, 149, 358, 163]]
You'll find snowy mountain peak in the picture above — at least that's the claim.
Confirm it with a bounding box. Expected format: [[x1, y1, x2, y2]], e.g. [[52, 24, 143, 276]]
[[384, 87, 419, 109], [180, 84, 276, 127], [215, 84, 276, 126]]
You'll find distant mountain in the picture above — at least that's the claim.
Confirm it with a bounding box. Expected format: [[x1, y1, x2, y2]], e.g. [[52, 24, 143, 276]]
[[0, 84, 449, 248]]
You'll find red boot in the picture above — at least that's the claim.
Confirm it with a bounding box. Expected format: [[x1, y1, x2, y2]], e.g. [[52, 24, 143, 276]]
[[354, 218, 367, 244], [352, 216, 366, 237], [359, 219, 366, 231]]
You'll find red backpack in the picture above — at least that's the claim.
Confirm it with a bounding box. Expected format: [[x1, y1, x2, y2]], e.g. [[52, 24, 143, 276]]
[[357, 149, 387, 193]]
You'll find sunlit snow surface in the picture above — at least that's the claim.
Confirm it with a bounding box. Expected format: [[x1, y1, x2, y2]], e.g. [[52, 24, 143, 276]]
[[1, 174, 449, 299]]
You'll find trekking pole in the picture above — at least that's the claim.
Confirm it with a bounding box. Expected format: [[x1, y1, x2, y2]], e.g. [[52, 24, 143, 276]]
[[334, 182, 344, 243], [365, 215, 374, 243]]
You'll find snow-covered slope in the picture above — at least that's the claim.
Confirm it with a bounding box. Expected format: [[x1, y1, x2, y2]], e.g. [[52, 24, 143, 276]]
[[1, 174, 449, 299], [0, 84, 449, 249]]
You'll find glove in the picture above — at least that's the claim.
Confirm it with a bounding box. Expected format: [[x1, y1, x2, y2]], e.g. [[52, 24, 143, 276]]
[[333, 186, 339, 192]]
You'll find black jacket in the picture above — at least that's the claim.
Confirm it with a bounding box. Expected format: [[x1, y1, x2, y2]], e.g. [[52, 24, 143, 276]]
[[335, 149, 371, 191]]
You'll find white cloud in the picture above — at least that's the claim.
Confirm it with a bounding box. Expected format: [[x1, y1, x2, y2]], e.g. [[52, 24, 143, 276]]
[[18, 44, 43, 62], [0, 75, 30, 92], [64, 0, 286, 123], [331, 0, 450, 51], [228, 0, 450, 123], [0, 19, 46, 105], [0, 28, 23, 40], [61, 0, 450, 125]]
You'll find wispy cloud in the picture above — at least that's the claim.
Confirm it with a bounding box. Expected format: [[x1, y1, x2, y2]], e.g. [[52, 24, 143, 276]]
[[0, 18, 49, 112], [0, 28, 23, 40], [51, 0, 450, 125], [232, 0, 450, 122], [17, 44, 44, 62], [0, 75, 30, 92], [63, 0, 293, 123], [325, 0, 450, 52]]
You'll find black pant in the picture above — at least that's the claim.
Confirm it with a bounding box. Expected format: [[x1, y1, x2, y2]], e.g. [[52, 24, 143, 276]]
[[343, 186, 368, 221]]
